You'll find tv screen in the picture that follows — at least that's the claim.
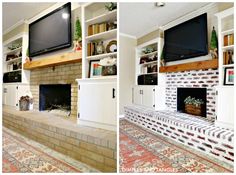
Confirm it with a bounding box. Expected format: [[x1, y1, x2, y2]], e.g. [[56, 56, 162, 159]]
[[163, 13, 208, 62], [29, 3, 71, 57]]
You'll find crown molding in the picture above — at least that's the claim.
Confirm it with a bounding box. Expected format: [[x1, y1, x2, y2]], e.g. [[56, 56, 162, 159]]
[[3, 20, 27, 35], [119, 33, 137, 39]]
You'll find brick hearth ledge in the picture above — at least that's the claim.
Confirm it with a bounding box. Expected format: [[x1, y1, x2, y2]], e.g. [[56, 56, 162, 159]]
[[3, 106, 117, 172], [124, 105, 234, 165]]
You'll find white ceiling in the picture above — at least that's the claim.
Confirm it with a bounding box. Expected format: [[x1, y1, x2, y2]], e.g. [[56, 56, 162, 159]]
[[120, 2, 209, 38], [2, 2, 55, 33]]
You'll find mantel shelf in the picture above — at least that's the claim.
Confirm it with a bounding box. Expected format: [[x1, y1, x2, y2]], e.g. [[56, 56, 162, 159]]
[[23, 51, 82, 70], [159, 59, 218, 73]]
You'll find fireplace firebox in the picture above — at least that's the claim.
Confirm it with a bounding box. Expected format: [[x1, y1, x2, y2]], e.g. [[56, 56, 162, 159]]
[[39, 84, 71, 111], [177, 87, 207, 117]]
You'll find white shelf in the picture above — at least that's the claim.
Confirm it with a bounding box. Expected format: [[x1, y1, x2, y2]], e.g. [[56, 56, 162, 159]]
[[86, 10, 117, 25], [86, 29, 117, 41], [87, 52, 117, 60], [140, 51, 158, 57], [139, 60, 157, 66], [223, 64, 234, 68], [221, 28, 234, 35], [87, 75, 117, 80], [4, 47, 22, 55], [138, 72, 157, 76], [6, 57, 22, 63], [4, 69, 22, 73], [222, 45, 234, 50]]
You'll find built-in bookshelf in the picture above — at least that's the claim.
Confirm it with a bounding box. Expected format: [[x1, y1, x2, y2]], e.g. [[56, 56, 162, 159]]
[[215, 7, 234, 86], [83, 2, 117, 79], [136, 41, 158, 85]]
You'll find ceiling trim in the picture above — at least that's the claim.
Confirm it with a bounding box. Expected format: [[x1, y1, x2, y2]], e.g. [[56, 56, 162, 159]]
[[160, 2, 217, 30], [3, 19, 26, 35], [119, 33, 137, 39], [27, 2, 66, 24], [136, 2, 216, 39], [136, 25, 160, 39]]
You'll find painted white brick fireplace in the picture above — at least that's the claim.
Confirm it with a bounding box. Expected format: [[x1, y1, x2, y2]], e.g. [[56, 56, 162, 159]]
[[165, 68, 219, 121]]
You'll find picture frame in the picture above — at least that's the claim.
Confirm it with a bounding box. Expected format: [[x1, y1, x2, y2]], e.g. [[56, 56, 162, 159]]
[[224, 67, 234, 85], [89, 60, 102, 78]]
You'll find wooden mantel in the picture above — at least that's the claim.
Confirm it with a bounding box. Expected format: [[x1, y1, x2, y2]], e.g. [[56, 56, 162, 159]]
[[159, 59, 218, 73], [23, 51, 82, 70]]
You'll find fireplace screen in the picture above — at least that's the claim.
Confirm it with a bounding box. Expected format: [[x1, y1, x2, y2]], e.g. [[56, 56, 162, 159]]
[[177, 88, 207, 117], [39, 84, 71, 112]]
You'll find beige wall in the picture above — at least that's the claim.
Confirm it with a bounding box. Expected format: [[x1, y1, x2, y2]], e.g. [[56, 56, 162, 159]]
[[3, 23, 28, 42], [119, 35, 137, 115], [137, 29, 161, 46]]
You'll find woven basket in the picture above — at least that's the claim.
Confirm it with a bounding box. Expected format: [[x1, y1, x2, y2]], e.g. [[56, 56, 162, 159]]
[[19, 100, 30, 111], [185, 104, 202, 116]]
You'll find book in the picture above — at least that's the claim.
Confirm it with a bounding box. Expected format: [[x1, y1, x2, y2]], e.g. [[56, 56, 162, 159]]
[[224, 35, 228, 46]]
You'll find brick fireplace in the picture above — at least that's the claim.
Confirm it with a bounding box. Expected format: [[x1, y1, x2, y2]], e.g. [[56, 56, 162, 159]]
[[30, 62, 82, 118], [165, 68, 219, 121], [39, 84, 71, 111]]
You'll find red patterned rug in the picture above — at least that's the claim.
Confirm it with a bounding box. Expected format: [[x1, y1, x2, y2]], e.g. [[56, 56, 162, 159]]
[[2, 127, 84, 173], [120, 119, 233, 173]]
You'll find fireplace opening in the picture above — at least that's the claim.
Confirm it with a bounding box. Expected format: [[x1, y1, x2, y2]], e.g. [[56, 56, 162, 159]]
[[177, 87, 207, 117], [39, 84, 71, 115]]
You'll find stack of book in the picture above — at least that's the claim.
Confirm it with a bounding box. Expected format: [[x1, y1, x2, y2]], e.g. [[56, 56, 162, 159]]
[[87, 42, 98, 56], [223, 50, 234, 65], [224, 33, 234, 46], [88, 23, 108, 36]]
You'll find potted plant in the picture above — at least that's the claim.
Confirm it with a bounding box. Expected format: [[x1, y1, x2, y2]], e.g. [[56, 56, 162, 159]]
[[105, 2, 117, 11], [19, 95, 33, 111], [184, 96, 204, 116], [210, 26, 218, 59], [73, 17, 82, 51]]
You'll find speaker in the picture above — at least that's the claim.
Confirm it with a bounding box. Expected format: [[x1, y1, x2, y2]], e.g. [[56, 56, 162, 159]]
[[3, 71, 21, 83], [137, 74, 157, 85]]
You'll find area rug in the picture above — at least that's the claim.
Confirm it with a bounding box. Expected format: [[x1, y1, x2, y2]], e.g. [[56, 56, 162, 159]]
[[120, 119, 233, 173], [2, 127, 98, 173]]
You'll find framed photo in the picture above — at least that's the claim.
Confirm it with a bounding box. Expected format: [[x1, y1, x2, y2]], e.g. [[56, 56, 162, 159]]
[[224, 67, 234, 85], [89, 60, 102, 78]]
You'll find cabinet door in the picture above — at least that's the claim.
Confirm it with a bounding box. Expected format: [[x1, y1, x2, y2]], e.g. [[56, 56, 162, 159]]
[[132, 86, 142, 105], [142, 86, 155, 108], [79, 82, 117, 125], [4, 85, 18, 107], [216, 87, 234, 128]]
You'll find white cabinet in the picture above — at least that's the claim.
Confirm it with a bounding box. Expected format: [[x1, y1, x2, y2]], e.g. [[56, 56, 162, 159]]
[[215, 86, 234, 129], [77, 78, 117, 131], [3, 84, 17, 107], [3, 84, 31, 108], [132, 86, 155, 108]]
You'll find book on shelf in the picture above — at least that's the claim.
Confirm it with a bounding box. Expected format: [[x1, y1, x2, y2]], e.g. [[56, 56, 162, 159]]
[[223, 50, 234, 65], [88, 22, 108, 36], [224, 34, 234, 46], [87, 42, 97, 56]]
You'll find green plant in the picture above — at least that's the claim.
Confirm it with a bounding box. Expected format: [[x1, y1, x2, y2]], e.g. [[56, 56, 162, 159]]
[[105, 2, 117, 11], [184, 96, 204, 107], [74, 18, 82, 42], [210, 26, 218, 50]]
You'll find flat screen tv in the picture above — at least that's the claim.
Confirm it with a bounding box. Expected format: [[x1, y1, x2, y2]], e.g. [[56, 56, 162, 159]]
[[29, 3, 71, 57], [163, 13, 208, 62]]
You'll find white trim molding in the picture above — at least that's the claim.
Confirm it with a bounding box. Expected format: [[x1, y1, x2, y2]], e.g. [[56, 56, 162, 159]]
[[119, 33, 137, 39]]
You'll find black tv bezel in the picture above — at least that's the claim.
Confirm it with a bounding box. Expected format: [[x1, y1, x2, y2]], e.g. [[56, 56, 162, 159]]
[[163, 13, 208, 62], [29, 2, 72, 57]]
